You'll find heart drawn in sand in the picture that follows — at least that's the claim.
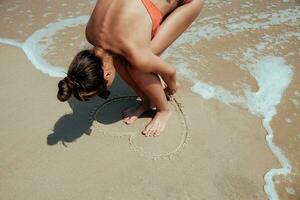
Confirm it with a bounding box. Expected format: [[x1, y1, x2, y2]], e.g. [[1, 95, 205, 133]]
[[89, 96, 189, 160]]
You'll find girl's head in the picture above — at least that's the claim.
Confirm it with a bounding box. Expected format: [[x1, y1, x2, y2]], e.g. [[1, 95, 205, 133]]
[[57, 48, 116, 102]]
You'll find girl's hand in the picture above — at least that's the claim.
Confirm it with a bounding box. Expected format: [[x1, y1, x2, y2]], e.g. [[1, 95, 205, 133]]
[[164, 81, 180, 96], [157, 74, 176, 100]]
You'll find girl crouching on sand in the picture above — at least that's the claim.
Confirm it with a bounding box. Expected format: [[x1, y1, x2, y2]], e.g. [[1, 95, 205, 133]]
[[57, 0, 203, 137]]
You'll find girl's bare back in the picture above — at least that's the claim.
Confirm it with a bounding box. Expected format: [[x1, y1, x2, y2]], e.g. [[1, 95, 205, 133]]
[[84, 0, 203, 136], [86, 0, 152, 56]]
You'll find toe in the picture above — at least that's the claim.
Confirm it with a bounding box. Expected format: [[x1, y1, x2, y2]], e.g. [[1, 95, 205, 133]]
[[149, 122, 159, 137], [146, 125, 153, 137], [143, 123, 152, 136], [146, 127, 154, 137], [147, 122, 158, 137], [154, 131, 160, 137], [123, 117, 130, 124], [125, 116, 137, 125], [153, 124, 161, 137], [153, 128, 160, 137], [154, 129, 161, 136], [148, 129, 155, 137], [156, 122, 166, 136]]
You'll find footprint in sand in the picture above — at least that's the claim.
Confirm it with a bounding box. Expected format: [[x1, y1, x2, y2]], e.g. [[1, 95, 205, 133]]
[[89, 96, 189, 160]]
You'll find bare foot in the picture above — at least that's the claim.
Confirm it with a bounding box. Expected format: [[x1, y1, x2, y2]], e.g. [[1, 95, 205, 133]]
[[122, 77, 171, 125], [142, 110, 171, 137], [122, 101, 150, 125]]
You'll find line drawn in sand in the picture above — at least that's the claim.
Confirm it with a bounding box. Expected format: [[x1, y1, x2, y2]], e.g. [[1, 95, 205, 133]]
[[88, 96, 190, 160]]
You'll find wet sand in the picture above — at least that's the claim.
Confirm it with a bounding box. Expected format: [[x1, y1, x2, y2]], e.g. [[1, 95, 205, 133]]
[[0, 0, 299, 199]]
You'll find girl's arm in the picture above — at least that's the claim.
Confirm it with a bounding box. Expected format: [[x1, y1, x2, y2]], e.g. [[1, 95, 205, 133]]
[[114, 0, 203, 94], [126, 0, 203, 93]]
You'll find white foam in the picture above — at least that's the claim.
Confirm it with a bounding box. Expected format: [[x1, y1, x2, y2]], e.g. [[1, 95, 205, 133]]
[[43, 12, 52, 17], [175, 52, 295, 164], [226, 8, 300, 32], [192, 81, 245, 105], [243, 57, 293, 118], [289, 98, 300, 108], [0, 38, 22, 48], [171, 7, 300, 46], [285, 187, 295, 195], [1, 6, 298, 77], [285, 118, 292, 123], [180, 56, 294, 200], [160, 7, 298, 199], [0, 16, 89, 77]]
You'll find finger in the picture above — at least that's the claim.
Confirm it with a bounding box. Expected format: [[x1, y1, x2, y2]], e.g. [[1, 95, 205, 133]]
[[153, 124, 161, 137]]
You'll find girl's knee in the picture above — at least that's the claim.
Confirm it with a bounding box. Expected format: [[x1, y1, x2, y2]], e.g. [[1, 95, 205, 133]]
[[192, 0, 204, 13]]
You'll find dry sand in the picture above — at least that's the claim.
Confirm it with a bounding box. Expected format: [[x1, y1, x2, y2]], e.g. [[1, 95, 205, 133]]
[[0, 0, 299, 199]]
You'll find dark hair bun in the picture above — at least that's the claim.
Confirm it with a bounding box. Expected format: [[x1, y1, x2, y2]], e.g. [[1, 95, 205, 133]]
[[57, 48, 106, 102], [57, 77, 73, 102]]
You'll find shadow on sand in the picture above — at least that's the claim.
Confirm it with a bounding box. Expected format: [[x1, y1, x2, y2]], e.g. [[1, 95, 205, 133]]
[[47, 75, 139, 146]]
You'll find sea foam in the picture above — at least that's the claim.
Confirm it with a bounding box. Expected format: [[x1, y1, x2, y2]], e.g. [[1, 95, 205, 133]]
[[0, 16, 89, 77], [183, 56, 294, 200], [245, 57, 293, 200]]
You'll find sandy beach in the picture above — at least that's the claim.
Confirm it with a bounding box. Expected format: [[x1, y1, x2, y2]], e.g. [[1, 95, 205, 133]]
[[0, 0, 299, 199]]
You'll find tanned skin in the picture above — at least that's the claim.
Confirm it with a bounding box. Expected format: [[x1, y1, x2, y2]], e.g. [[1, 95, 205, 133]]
[[86, 0, 203, 136]]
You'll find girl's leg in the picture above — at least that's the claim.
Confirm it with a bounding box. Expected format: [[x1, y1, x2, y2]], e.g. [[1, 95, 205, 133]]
[[127, 67, 171, 137], [113, 56, 162, 125], [151, 0, 204, 55], [114, 55, 170, 136], [116, 0, 203, 136], [113, 55, 150, 103]]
